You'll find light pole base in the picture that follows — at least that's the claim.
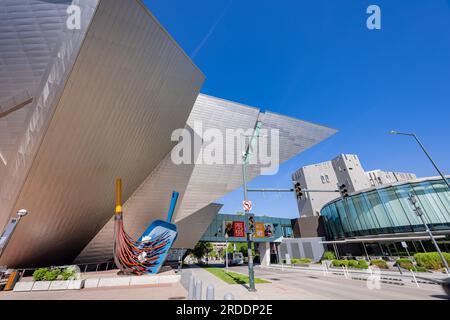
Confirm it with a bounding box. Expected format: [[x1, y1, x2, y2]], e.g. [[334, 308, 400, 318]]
[[247, 288, 257, 292]]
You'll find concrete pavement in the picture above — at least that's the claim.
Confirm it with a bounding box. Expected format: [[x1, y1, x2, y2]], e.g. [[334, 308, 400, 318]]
[[1, 265, 447, 300], [0, 283, 187, 300], [183, 264, 449, 300]]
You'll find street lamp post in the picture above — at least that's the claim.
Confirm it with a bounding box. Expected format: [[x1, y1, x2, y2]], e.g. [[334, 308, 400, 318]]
[[408, 194, 450, 274], [390, 131, 450, 191], [0, 209, 29, 260]]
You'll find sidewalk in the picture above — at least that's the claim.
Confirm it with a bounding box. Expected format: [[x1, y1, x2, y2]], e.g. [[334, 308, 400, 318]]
[[182, 265, 326, 300], [0, 283, 187, 300], [0, 268, 187, 300]]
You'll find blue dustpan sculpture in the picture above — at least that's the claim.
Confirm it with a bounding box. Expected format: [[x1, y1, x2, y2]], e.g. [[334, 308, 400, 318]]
[[113, 177, 180, 275], [137, 191, 179, 274]]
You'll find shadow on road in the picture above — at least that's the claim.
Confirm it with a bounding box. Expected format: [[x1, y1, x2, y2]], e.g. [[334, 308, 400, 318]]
[[431, 294, 450, 300]]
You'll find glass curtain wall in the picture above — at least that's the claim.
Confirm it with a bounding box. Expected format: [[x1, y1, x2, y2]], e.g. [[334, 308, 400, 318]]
[[321, 178, 450, 240]]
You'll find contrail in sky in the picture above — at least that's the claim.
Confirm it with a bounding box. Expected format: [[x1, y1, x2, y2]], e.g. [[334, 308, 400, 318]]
[[191, 0, 233, 59]]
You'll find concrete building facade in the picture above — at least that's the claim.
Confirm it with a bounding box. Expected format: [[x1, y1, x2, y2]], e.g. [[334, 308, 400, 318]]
[[292, 154, 416, 217]]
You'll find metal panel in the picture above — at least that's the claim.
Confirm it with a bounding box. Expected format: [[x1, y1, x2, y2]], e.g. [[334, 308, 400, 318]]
[[74, 147, 199, 263], [302, 242, 314, 259], [291, 243, 302, 259], [175, 95, 338, 222], [0, 0, 204, 267], [172, 203, 223, 249], [75, 94, 337, 263], [0, 0, 100, 229]]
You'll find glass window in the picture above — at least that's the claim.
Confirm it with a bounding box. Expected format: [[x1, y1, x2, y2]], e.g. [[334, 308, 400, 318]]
[[431, 180, 450, 218], [411, 182, 449, 227], [393, 184, 423, 229], [377, 187, 412, 231], [364, 191, 393, 231], [335, 200, 352, 237], [352, 194, 378, 232], [283, 226, 293, 238], [346, 197, 367, 235]]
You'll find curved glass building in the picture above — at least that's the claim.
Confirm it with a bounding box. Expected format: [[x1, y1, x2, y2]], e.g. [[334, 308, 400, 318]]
[[321, 177, 450, 241]]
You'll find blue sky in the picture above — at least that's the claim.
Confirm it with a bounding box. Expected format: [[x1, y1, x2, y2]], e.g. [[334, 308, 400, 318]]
[[144, 0, 450, 218]]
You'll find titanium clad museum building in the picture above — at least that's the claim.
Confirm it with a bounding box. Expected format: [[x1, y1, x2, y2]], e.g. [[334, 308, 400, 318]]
[[0, 0, 336, 268]]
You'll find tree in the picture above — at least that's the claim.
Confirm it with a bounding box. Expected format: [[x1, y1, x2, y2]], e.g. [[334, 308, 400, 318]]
[[191, 242, 213, 261], [232, 242, 256, 258]]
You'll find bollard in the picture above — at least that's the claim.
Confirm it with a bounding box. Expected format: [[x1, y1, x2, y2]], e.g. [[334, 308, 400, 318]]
[[195, 280, 203, 300], [345, 266, 350, 279], [188, 275, 195, 300], [322, 263, 328, 276], [342, 266, 348, 279], [206, 285, 215, 300], [224, 293, 234, 300]]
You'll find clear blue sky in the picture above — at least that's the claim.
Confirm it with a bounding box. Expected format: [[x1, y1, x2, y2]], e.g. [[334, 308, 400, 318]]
[[144, 0, 450, 219]]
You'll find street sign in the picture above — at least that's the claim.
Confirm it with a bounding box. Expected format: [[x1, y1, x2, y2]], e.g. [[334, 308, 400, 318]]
[[401, 241, 408, 249], [243, 200, 252, 212]]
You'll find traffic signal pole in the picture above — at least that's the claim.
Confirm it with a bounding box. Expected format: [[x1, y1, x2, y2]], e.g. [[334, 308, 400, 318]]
[[241, 121, 262, 292], [242, 159, 256, 292], [241, 117, 345, 292]]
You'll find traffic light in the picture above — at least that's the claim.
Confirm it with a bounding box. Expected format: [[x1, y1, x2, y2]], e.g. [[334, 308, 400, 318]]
[[339, 184, 349, 198], [246, 213, 255, 235], [294, 182, 303, 200]]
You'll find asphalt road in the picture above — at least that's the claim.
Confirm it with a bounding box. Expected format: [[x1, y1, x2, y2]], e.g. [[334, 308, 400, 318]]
[[229, 265, 449, 300]]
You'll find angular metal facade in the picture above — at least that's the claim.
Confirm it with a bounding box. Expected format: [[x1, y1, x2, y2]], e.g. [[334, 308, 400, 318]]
[[1, 1, 336, 268], [75, 94, 337, 263], [173, 203, 224, 249], [0, 0, 204, 267], [0, 0, 99, 230]]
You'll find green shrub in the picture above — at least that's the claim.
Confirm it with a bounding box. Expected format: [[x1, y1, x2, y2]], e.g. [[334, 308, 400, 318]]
[[332, 259, 349, 267], [43, 269, 61, 281], [62, 269, 75, 280], [396, 258, 414, 270], [32, 268, 49, 281], [331, 259, 348, 267], [414, 252, 450, 270], [370, 259, 389, 269], [61, 266, 78, 280], [357, 260, 369, 269], [331, 259, 368, 269], [322, 251, 336, 261], [291, 258, 312, 265], [347, 260, 359, 268], [412, 266, 427, 273], [33, 266, 79, 281]]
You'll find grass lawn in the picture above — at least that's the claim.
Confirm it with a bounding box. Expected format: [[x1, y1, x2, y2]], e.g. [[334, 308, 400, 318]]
[[202, 267, 270, 285]]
